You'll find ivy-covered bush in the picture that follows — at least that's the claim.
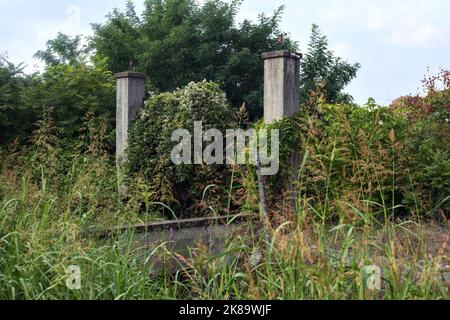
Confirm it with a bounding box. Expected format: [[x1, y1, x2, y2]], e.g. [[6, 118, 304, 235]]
[[127, 81, 237, 216]]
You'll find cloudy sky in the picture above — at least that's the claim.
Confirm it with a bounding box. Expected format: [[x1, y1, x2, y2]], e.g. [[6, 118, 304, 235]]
[[0, 0, 449, 105]]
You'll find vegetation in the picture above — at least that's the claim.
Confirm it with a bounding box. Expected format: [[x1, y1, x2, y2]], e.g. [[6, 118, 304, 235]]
[[300, 24, 360, 104], [123, 69, 449, 220], [92, 0, 359, 119], [92, 0, 296, 119], [127, 80, 237, 215], [0, 0, 448, 301], [0, 90, 448, 298], [0, 46, 115, 146], [1, 1, 360, 146], [0, 54, 33, 145]]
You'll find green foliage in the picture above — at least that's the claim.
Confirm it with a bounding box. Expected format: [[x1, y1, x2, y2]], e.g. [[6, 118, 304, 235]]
[[263, 85, 449, 220], [300, 102, 406, 220], [0, 149, 448, 299], [0, 35, 115, 147], [391, 70, 450, 215], [0, 78, 448, 300], [0, 55, 34, 145], [1, 1, 448, 302], [124, 71, 449, 220], [301, 24, 361, 104], [22, 57, 115, 138], [127, 80, 237, 215], [92, 0, 296, 119], [0, 114, 165, 299], [0, 109, 140, 227], [34, 33, 87, 67], [1, 169, 448, 300]]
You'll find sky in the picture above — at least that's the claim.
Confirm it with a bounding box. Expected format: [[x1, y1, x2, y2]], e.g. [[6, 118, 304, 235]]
[[0, 0, 449, 105]]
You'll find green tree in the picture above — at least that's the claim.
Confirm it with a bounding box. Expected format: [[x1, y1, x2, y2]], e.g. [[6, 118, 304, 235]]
[[1, 34, 115, 147], [91, 0, 296, 119], [24, 56, 115, 139], [0, 55, 35, 145], [34, 33, 86, 67], [301, 24, 360, 104]]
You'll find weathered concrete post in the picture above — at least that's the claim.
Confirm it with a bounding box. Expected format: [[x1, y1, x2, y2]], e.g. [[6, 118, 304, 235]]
[[115, 72, 146, 169], [262, 50, 302, 123], [262, 50, 302, 206]]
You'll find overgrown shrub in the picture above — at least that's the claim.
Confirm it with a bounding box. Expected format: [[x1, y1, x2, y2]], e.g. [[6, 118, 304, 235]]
[[0, 55, 33, 145], [260, 72, 449, 221], [0, 108, 141, 229], [126, 73, 449, 221], [392, 70, 450, 217], [21, 57, 115, 139], [127, 81, 237, 216]]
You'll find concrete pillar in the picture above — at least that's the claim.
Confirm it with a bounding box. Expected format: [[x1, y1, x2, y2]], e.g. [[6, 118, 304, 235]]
[[262, 50, 302, 123], [115, 72, 146, 168], [262, 50, 302, 208]]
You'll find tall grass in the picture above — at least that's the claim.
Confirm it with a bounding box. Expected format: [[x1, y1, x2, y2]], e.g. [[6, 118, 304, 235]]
[[0, 152, 448, 300]]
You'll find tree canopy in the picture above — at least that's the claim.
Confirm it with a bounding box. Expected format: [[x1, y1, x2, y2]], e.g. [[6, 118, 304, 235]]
[[1, 40, 115, 146], [301, 24, 361, 104], [0, 55, 31, 145], [34, 33, 87, 67], [91, 0, 297, 119], [1, 0, 361, 146]]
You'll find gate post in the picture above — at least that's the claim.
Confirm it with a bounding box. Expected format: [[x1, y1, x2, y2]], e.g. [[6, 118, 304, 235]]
[[262, 50, 301, 123], [115, 72, 146, 169], [262, 50, 302, 205]]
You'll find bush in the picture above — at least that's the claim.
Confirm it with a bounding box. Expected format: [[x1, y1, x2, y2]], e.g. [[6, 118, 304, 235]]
[[0, 55, 33, 145], [262, 75, 449, 221], [392, 70, 450, 217], [127, 81, 237, 216], [21, 58, 115, 140], [0, 54, 115, 147], [258, 100, 409, 222]]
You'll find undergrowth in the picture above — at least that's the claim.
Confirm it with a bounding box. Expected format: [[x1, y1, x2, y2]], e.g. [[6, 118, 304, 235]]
[[0, 71, 449, 300]]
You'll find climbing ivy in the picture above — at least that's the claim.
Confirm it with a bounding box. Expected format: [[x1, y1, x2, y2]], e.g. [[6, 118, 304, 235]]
[[127, 81, 237, 216]]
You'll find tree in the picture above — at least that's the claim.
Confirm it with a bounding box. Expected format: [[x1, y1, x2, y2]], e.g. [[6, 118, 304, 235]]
[[91, 0, 296, 119], [1, 34, 115, 147], [34, 33, 86, 67], [24, 56, 115, 139], [301, 24, 360, 104], [0, 55, 35, 145]]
